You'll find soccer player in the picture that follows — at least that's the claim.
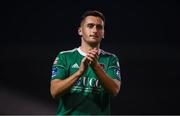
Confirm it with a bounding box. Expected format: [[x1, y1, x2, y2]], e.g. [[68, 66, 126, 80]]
[[50, 10, 121, 115]]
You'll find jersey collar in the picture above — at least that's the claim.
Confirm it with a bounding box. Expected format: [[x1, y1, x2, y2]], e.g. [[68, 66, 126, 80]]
[[77, 47, 101, 56]]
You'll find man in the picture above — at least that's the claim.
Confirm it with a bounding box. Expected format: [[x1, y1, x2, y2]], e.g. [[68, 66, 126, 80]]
[[50, 10, 121, 115]]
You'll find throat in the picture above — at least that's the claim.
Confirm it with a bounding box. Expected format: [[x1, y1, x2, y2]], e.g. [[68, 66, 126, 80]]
[[79, 46, 97, 54], [80, 42, 100, 54]]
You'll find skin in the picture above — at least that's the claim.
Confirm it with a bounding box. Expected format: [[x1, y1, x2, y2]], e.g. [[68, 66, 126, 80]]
[[50, 16, 121, 98], [78, 16, 104, 50]]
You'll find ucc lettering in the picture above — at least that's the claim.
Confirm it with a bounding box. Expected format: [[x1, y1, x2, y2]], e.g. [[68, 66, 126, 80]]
[[75, 77, 101, 88]]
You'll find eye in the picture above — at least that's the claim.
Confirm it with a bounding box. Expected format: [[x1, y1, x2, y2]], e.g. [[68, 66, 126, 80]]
[[96, 24, 103, 30], [87, 23, 94, 29]]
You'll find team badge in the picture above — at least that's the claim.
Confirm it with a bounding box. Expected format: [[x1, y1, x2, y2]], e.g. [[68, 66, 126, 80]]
[[99, 63, 105, 69]]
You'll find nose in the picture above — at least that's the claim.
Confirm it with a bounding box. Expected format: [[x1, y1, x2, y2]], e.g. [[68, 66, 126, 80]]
[[92, 26, 98, 33]]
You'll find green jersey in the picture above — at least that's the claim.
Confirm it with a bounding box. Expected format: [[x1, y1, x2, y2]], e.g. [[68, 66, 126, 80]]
[[51, 47, 121, 115]]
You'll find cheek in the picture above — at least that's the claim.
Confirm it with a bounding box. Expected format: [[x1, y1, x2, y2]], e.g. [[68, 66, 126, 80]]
[[82, 29, 89, 36], [99, 31, 104, 38]]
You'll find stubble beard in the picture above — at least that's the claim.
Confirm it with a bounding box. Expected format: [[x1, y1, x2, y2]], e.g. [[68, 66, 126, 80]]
[[85, 39, 101, 48]]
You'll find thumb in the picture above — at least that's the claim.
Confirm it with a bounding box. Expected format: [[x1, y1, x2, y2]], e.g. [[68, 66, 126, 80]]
[[82, 56, 91, 65]]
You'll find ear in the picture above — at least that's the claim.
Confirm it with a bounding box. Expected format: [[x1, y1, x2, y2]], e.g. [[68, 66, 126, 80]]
[[78, 27, 82, 36]]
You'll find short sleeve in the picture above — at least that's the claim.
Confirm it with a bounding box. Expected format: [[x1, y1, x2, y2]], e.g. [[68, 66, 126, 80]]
[[51, 53, 67, 80], [107, 55, 121, 81]]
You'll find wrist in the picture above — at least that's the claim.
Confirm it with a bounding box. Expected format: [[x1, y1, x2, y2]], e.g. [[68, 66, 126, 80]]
[[76, 69, 84, 77], [91, 62, 100, 70]]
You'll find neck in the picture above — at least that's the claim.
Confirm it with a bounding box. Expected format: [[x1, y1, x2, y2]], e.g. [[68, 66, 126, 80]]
[[80, 40, 100, 54]]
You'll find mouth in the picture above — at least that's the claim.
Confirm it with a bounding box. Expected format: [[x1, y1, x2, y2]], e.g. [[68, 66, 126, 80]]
[[90, 35, 98, 38]]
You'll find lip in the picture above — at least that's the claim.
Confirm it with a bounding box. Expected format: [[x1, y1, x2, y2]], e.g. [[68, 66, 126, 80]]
[[90, 35, 98, 38]]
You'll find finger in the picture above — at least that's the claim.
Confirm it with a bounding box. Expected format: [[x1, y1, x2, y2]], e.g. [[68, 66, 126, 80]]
[[86, 55, 93, 62], [89, 51, 97, 55], [88, 50, 98, 56], [92, 47, 98, 51], [84, 57, 91, 64], [92, 48, 99, 53], [87, 54, 97, 61], [88, 52, 98, 60], [85, 56, 93, 65], [90, 48, 98, 53], [81, 57, 87, 63], [89, 50, 98, 56], [81, 57, 90, 66]]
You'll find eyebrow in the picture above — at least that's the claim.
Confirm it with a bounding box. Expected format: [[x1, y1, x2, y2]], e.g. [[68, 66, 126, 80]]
[[87, 23, 102, 25], [87, 23, 103, 28]]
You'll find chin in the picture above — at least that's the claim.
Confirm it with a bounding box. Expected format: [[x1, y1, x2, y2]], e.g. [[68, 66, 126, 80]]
[[88, 41, 100, 47]]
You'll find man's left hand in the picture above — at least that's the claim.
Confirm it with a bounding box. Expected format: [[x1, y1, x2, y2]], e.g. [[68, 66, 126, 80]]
[[86, 48, 99, 67]]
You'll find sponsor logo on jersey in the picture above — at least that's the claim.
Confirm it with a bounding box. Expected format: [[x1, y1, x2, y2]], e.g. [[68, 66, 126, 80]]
[[114, 68, 121, 78], [72, 63, 80, 68], [71, 77, 102, 94]]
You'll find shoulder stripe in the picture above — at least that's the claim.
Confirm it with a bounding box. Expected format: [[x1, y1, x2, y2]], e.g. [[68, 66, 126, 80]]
[[100, 49, 115, 56], [53, 65, 66, 69], [60, 48, 77, 54]]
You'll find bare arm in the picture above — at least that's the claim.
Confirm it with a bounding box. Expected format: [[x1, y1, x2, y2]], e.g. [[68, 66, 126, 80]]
[[50, 57, 89, 98], [86, 48, 121, 96], [50, 71, 81, 98], [92, 63, 121, 96]]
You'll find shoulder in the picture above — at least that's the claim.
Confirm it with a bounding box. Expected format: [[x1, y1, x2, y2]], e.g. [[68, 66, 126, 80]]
[[100, 49, 117, 58], [55, 48, 78, 60], [100, 49, 120, 67], [59, 48, 77, 54], [58, 48, 78, 56]]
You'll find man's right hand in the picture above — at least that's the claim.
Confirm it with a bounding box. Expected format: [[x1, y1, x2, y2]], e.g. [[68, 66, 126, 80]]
[[77, 57, 90, 75]]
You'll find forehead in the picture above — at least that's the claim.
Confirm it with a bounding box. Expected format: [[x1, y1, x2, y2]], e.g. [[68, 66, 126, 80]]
[[83, 16, 104, 25]]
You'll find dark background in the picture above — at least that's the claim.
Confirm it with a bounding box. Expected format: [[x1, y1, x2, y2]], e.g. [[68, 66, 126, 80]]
[[0, 0, 179, 115]]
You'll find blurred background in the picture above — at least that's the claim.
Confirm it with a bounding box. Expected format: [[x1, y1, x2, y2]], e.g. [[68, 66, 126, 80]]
[[0, 0, 179, 115]]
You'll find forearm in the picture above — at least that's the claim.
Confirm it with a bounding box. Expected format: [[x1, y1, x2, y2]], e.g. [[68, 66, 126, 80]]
[[92, 63, 120, 96], [50, 56, 89, 98], [50, 71, 82, 98]]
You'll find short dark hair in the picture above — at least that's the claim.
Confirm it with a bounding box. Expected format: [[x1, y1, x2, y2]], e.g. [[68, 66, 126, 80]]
[[80, 10, 105, 26]]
